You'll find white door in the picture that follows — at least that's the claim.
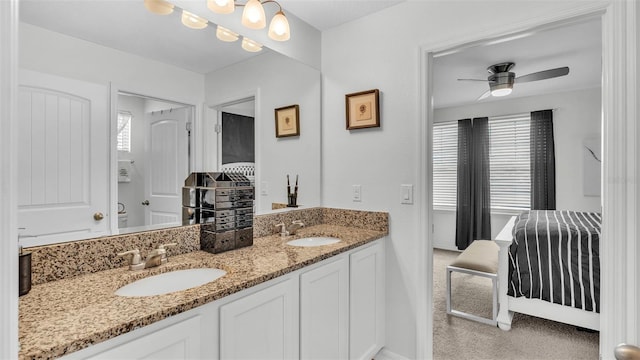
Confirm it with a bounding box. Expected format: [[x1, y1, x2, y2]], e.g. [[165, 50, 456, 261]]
[[17, 70, 109, 246], [144, 107, 190, 226]]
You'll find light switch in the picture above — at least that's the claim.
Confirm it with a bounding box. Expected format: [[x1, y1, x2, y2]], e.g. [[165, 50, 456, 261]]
[[260, 181, 268, 196], [401, 184, 413, 204], [352, 185, 361, 202]]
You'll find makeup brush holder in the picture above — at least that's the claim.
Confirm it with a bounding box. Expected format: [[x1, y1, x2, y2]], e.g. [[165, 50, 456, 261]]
[[287, 193, 298, 208]]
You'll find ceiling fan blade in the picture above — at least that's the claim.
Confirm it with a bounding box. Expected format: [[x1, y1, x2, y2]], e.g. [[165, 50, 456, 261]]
[[457, 78, 490, 82], [477, 90, 491, 101], [515, 67, 570, 83]]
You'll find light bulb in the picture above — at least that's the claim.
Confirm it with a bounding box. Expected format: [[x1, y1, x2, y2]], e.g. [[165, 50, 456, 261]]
[[268, 11, 290, 41], [241, 37, 263, 52], [491, 88, 512, 97], [144, 0, 174, 15], [241, 0, 266, 29], [181, 10, 208, 30], [207, 0, 234, 14], [216, 26, 239, 42]]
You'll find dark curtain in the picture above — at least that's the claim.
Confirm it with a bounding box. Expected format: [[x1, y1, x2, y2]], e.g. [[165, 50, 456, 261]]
[[530, 109, 556, 210], [471, 117, 492, 242], [455, 118, 491, 250], [455, 119, 473, 250]]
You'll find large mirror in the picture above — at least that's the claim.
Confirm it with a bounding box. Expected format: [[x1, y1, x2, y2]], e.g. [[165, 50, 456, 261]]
[[17, 0, 321, 247]]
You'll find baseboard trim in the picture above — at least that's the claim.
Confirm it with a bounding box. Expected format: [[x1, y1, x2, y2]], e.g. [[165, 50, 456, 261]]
[[374, 347, 412, 360]]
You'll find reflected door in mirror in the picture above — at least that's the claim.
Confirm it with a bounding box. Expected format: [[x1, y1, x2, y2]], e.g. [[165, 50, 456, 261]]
[[17, 70, 109, 247]]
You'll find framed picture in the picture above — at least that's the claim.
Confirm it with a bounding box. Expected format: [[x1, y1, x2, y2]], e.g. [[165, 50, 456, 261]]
[[345, 89, 380, 130], [275, 104, 300, 138]]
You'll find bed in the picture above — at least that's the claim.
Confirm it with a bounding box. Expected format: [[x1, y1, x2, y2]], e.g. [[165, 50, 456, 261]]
[[494, 210, 601, 331], [220, 162, 255, 185]]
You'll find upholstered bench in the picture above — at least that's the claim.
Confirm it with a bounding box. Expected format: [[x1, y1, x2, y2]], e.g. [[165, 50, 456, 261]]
[[446, 240, 499, 326]]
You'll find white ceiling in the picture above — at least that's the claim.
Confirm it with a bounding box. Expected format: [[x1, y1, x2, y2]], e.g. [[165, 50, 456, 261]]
[[277, 0, 405, 31], [433, 18, 602, 109], [19, 0, 404, 74], [19, 1, 601, 105]]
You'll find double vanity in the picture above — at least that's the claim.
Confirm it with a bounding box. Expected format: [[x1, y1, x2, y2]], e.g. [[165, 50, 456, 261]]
[[19, 207, 387, 360]]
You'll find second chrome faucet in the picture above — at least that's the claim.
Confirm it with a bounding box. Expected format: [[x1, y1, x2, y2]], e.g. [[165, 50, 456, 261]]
[[118, 243, 177, 271], [275, 220, 305, 237]]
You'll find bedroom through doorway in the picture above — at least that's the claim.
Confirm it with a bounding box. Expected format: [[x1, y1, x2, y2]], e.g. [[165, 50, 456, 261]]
[[428, 15, 603, 359]]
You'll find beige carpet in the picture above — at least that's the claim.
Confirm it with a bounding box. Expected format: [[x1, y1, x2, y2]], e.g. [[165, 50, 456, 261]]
[[433, 248, 600, 360]]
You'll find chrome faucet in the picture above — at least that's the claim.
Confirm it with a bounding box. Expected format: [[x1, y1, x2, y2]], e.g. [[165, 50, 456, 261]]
[[288, 220, 305, 235], [275, 220, 305, 238], [275, 223, 289, 237], [117, 243, 177, 270], [144, 248, 166, 268]]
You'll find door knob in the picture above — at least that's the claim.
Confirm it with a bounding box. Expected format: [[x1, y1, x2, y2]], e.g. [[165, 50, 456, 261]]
[[93, 212, 104, 221], [615, 344, 640, 360], [141, 200, 150, 206]]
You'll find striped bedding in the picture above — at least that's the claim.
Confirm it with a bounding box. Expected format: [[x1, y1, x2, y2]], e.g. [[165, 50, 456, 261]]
[[507, 210, 601, 313]]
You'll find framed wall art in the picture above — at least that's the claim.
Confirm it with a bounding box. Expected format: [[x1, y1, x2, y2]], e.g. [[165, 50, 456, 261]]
[[345, 89, 380, 130], [274, 104, 300, 138]]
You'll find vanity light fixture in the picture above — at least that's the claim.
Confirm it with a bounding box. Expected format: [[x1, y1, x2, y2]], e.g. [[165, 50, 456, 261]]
[[241, 0, 266, 29], [181, 10, 208, 29], [144, 0, 174, 15], [207, 0, 234, 14], [216, 25, 239, 42], [241, 37, 262, 52], [208, 0, 291, 41]]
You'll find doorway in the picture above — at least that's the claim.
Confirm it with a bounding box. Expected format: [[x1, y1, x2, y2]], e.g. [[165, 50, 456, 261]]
[[115, 92, 194, 232], [422, 12, 609, 360]]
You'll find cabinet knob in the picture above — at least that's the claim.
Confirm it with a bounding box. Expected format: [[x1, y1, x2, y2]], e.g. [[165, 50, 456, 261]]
[[94, 212, 104, 221], [142, 200, 150, 206]]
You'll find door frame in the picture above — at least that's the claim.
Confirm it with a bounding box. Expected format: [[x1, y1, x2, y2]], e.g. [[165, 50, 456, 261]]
[[110, 88, 197, 233], [208, 88, 260, 211], [0, 0, 19, 358], [417, 2, 637, 358]]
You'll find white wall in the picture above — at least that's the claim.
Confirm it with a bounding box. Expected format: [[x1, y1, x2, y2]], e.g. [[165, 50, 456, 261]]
[[19, 23, 204, 107], [320, 1, 607, 357], [205, 51, 321, 213], [433, 87, 602, 250]]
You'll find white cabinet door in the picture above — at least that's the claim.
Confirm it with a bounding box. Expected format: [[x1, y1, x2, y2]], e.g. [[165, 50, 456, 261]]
[[87, 316, 202, 360], [349, 240, 385, 360], [300, 257, 349, 360], [17, 70, 109, 246], [219, 278, 299, 360]]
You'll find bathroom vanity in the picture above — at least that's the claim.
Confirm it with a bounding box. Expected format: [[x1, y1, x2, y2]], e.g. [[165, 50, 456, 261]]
[[18, 208, 387, 360]]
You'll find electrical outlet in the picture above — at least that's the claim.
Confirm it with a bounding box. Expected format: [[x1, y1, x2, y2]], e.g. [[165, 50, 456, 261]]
[[260, 181, 268, 196], [352, 185, 361, 202]]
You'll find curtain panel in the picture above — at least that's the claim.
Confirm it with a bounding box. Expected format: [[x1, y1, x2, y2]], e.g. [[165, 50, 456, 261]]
[[530, 109, 556, 210], [455, 118, 491, 250]]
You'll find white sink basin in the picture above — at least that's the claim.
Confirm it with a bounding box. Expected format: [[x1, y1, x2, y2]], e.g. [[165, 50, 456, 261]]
[[286, 237, 341, 247], [115, 268, 226, 297]]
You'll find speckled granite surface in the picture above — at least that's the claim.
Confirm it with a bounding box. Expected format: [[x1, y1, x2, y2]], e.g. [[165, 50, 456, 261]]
[[19, 222, 387, 360], [27, 225, 200, 285]]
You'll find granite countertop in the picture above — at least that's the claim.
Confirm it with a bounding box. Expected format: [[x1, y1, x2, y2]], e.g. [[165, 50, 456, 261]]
[[19, 224, 386, 360]]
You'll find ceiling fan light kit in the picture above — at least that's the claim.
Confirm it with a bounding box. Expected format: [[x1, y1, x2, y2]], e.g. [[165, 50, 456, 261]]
[[144, 0, 291, 53], [458, 61, 570, 101]]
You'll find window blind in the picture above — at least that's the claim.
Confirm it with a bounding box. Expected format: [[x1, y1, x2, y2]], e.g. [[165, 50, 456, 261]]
[[433, 114, 531, 211], [117, 112, 132, 153], [433, 122, 458, 208], [488, 114, 531, 211]]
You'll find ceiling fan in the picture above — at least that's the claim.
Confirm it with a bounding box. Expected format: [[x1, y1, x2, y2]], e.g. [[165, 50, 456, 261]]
[[457, 62, 570, 100]]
